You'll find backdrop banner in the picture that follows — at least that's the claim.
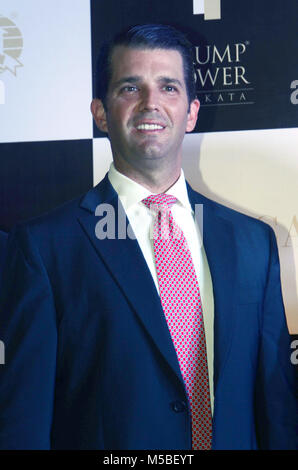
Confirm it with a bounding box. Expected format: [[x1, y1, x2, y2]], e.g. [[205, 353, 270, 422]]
[[0, 0, 297, 332]]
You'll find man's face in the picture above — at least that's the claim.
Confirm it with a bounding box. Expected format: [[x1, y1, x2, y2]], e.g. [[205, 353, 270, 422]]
[[92, 46, 199, 174]]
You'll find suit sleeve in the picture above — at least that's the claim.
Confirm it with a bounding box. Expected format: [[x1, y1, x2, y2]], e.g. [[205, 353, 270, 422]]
[[0, 225, 57, 449], [255, 226, 298, 449]]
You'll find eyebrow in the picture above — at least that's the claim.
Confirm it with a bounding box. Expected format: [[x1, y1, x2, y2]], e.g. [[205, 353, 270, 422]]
[[112, 75, 184, 90], [158, 77, 184, 88], [112, 76, 142, 89]]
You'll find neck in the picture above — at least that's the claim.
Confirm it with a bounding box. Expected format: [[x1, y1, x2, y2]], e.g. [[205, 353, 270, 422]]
[[113, 160, 182, 194]]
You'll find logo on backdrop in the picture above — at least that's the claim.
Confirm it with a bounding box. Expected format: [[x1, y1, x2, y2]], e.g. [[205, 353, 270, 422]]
[[194, 41, 253, 107], [0, 14, 23, 76], [193, 0, 221, 20], [290, 80, 298, 105]]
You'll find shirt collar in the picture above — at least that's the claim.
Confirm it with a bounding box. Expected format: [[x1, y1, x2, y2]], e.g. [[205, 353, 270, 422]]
[[108, 162, 192, 213]]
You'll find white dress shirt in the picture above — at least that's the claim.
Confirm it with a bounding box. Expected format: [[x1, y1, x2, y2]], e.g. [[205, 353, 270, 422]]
[[108, 163, 214, 413]]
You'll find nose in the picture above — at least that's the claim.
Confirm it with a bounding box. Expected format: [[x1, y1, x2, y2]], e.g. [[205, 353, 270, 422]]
[[138, 86, 160, 112]]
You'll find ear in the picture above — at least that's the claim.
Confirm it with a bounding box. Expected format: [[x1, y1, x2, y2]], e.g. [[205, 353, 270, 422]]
[[186, 98, 200, 133], [90, 99, 108, 133]]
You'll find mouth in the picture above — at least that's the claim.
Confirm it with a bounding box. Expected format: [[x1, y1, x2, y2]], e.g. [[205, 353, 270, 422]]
[[135, 121, 166, 132]]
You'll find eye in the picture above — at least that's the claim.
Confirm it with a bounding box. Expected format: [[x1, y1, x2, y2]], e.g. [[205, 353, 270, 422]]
[[120, 85, 138, 93], [163, 85, 178, 93]]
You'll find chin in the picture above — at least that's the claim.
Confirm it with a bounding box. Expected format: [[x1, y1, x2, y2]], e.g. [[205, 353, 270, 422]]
[[136, 143, 168, 159]]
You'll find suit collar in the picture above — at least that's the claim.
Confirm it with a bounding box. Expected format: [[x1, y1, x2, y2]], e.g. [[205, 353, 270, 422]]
[[80, 173, 117, 213]]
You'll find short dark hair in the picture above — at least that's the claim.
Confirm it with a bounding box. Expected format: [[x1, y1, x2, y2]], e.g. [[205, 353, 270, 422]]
[[95, 24, 196, 108]]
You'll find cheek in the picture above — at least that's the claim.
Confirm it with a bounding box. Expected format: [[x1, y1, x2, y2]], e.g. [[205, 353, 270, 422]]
[[177, 111, 191, 132], [107, 111, 125, 134], [168, 102, 189, 123], [108, 103, 134, 129]]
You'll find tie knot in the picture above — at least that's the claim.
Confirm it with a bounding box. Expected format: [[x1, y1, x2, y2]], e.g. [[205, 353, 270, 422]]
[[142, 194, 177, 212]]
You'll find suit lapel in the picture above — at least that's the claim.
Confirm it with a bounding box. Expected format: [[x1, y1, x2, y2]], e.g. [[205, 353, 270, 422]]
[[77, 176, 238, 394], [77, 175, 184, 385], [187, 184, 238, 394]]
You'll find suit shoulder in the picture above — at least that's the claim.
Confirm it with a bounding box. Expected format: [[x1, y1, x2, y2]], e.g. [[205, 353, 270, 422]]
[[188, 185, 274, 238], [212, 197, 270, 231], [12, 192, 86, 240], [13, 175, 110, 238]]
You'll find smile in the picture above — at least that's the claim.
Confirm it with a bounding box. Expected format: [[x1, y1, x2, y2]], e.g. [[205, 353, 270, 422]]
[[136, 123, 165, 131]]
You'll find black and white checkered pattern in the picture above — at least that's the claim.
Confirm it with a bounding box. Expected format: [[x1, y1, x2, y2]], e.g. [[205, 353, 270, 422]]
[[0, 0, 297, 231], [0, 0, 297, 345]]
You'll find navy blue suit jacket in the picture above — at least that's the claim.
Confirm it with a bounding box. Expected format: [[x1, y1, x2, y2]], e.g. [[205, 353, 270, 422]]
[[0, 175, 296, 449], [0, 231, 8, 291], [0, 231, 7, 275]]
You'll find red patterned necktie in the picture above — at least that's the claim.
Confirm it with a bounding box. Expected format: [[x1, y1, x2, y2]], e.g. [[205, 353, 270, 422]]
[[142, 194, 212, 450]]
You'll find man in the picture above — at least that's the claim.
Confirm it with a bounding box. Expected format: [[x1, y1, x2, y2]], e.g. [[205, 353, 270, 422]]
[[0, 24, 296, 450]]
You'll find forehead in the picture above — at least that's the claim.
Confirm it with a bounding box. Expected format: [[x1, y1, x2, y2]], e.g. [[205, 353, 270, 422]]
[[109, 46, 185, 84]]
